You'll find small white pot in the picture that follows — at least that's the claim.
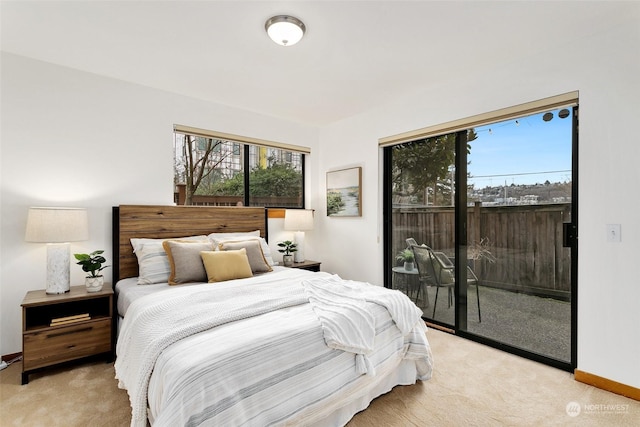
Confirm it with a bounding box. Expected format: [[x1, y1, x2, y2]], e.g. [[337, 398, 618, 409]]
[[283, 255, 294, 267], [85, 276, 104, 293], [404, 262, 415, 271]]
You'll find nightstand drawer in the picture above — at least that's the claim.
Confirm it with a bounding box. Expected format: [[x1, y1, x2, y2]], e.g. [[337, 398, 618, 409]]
[[23, 318, 111, 370]]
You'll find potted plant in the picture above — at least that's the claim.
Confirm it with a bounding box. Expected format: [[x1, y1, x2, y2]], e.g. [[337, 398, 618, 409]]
[[74, 250, 109, 292], [396, 248, 415, 271], [277, 240, 298, 267]]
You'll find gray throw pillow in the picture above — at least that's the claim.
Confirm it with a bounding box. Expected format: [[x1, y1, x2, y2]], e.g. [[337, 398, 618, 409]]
[[218, 239, 273, 274], [162, 240, 213, 285]]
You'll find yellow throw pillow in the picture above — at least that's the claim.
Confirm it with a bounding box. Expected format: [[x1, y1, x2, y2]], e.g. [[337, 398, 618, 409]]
[[200, 248, 253, 283]]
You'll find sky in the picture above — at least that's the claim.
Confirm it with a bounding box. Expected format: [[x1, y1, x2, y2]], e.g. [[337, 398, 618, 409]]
[[468, 109, 573, 187]]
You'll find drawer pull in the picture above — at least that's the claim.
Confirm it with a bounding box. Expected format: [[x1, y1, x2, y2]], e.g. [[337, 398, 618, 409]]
[[47, 327, 93, 338]]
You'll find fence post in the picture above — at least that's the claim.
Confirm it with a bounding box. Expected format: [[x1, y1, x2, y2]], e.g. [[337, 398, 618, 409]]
[[473, 201, 482, 245]]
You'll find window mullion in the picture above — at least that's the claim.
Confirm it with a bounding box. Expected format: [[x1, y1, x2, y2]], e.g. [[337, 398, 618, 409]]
[[243, 144, 250, 206]]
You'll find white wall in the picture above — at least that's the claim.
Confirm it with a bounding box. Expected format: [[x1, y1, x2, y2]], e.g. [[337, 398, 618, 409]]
[[315, 12, 640, 390], [0, 53, 319, 355]]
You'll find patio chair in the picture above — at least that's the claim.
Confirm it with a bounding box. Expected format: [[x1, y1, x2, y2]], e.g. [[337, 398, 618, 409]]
[[406, 237, 418, 248], [411, 245, 481, 322]]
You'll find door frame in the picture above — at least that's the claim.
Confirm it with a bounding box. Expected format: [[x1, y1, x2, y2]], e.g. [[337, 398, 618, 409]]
[[382, 103, 579, 372]]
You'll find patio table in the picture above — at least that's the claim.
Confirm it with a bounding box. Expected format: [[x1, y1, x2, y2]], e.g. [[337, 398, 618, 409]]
[[392, 266, 429, 308]]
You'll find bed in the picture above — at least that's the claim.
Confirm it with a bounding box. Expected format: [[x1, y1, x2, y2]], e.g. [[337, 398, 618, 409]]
[[112, 205, 433, 427]]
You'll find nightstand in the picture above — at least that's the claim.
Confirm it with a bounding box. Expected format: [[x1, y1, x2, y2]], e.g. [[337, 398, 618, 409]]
[[290, 260, 321, 272], [21, 285, 113, 384]]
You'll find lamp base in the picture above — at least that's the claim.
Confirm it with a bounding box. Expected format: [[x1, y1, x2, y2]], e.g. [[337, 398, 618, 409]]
[[46, 243, 71, 294], [293, 231, 305, 262]]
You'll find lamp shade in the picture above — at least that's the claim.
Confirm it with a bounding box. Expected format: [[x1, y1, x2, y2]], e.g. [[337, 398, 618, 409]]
[[284, 209, 314, 231], [265, 15, 306, 46], [25, 207, 89, 243]]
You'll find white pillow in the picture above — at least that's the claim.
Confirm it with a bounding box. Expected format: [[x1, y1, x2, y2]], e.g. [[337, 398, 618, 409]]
[[207, 231, 274, 266], [130, 235, 208, 254], [136, 242, 171, 285], [207, 230, 260, 241]]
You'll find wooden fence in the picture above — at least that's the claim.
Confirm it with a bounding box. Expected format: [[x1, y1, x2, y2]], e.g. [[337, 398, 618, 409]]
[[175, 185, 301, 207], [392, 203, 572, 299]]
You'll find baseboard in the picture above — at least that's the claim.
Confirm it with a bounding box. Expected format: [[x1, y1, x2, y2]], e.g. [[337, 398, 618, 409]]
[[575, 369, 640, 401], [425, 321, 455, 334], [1, 352, 22, 362]]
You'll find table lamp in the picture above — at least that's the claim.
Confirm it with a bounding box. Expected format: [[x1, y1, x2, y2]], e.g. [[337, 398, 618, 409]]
[[284, 209, 314, 263], [284, 209, 313, 262], [25, 207, 89, 294]]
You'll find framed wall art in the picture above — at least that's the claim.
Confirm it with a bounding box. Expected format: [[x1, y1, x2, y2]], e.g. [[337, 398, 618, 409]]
[[326, 167, 362, 217]]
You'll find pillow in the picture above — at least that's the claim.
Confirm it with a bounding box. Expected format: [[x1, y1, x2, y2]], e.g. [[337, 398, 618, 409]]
[[131, 235, 208, 285], [200, 249, 253, 283], [136, 242, 171, 285], [208, 232, 275, 266], [253, 237, 275, 266], [219, 240, 272, 274], [207, 230, 260, 241], [131, 235, 208, 254], [162, 240, 213, 285]]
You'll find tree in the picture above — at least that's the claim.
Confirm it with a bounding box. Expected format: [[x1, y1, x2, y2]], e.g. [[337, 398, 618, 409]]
[[392, 129, 477, 206], [175, 135, 232, 205], [208, 158, 302, 200], [249, 160, 301, 197], [206, 171, 244, 196]]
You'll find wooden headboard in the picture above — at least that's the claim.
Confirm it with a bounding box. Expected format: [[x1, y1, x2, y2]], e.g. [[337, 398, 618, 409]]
[[112, 205, 268, 282]]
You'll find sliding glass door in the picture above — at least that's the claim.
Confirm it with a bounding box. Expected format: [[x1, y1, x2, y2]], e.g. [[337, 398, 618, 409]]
[[384, 101, 577, 370], [462, 108, 574, 364], [388, 134, 458, 329]]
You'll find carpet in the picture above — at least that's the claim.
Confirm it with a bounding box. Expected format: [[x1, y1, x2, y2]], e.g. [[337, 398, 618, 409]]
[[1, 328, 638, 426]]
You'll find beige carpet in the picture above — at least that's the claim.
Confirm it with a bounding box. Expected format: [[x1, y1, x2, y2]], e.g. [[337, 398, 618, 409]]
[[1, 329, 638, 426]]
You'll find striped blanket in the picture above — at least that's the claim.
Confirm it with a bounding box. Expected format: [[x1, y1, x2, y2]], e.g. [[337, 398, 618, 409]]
[[115, 269, 433, 427]]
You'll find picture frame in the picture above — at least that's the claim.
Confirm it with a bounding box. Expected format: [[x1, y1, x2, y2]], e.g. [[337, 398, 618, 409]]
[[326, 167, 362, 217]]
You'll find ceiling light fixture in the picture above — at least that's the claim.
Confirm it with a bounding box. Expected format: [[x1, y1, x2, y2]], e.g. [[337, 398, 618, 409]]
[[265, 15, 306, 46]]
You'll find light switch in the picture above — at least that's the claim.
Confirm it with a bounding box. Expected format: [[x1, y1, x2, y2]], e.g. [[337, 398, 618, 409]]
[[606, 224, 621, 242]]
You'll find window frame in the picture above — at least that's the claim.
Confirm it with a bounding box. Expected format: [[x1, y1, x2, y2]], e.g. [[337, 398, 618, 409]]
[[174, 125, 308, 208]]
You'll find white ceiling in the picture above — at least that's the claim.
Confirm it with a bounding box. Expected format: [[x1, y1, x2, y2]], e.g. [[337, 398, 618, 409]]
[[1, 1, 634, 126]]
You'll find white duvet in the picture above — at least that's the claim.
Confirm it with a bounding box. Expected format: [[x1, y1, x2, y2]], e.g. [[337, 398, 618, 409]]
[[115, 268, 433, 427]]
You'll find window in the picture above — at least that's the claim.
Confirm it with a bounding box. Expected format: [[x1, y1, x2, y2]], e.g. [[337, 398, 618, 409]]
[[173, 125, 308, 208], [247, 145, 304, 207]]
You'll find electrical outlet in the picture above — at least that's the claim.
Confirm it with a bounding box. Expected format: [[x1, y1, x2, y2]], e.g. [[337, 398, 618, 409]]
[[606, 224, 621, 242]]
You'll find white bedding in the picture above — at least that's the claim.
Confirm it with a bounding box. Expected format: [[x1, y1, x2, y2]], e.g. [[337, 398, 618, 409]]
[[116, 268, 291, 316], [115, 268, 433, 427]]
